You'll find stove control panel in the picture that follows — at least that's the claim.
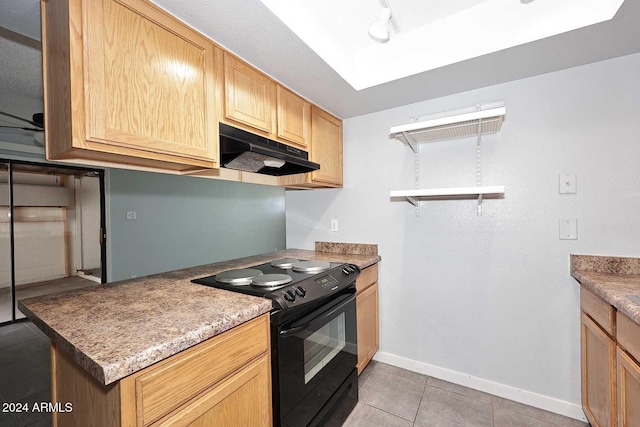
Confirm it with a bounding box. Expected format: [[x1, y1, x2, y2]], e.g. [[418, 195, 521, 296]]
[[315, 275, 339, 288], [271, 264, 360, 309]]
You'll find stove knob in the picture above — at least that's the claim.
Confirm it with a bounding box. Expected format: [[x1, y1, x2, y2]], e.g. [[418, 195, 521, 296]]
[[347, 264, 357, 273], [295, 286, 306, 297], [285, 289, 296, 302], [342, 267, 350, 275]]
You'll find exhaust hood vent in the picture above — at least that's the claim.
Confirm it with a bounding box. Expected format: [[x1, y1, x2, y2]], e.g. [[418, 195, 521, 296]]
[[219, 123, 320, 176]]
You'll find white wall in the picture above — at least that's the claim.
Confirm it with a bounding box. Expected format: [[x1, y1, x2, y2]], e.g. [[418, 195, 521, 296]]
[[76, 176, 101, 271], [286, 52, 640, 419], [0, 207, 67, 287]]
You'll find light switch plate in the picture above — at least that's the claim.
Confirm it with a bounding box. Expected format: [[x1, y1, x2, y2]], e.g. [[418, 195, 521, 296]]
[[559, 219, 577, 240], [331, 219, 339, 232], [559, 174, 577, 194]]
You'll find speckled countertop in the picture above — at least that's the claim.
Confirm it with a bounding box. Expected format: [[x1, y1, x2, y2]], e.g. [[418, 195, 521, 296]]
[[571, 254, 640, 325], [19, 246, 381, 386]]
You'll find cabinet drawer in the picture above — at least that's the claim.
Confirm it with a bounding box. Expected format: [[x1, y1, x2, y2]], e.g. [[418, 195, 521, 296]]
[[356, 264, 378, 294], [581, 287, 615, 336], [617, 312, 640, 363], [136, 314, 269, 426]]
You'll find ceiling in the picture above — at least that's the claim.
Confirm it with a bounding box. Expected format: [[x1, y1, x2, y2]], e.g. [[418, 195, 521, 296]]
[[1, 0, 640, 124], [152, 0, 640, 118], [256, 0, 624, 90]]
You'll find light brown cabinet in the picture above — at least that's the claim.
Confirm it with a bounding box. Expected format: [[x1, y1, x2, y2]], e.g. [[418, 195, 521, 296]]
[[617, 348, 640, 427], [278, 106, 344, 189], [581, 312, 616, 427], [52, 314, 271, 426], [277, 85, 311, 148], [42, 0, 343, 185], [222, 56, 314, 151], [356, 264, 379, 374], [223, 52, 276, 134], [580, 286, 640, 427], [310, 106, 343, 187], [42, 0, 218, 171]]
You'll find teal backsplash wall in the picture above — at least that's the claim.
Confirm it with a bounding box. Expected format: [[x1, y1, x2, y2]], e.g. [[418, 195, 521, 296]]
[[107, 169, 286, 282]]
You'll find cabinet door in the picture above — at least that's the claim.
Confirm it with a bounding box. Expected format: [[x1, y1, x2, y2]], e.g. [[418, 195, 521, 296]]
[[224, 53, 275, 133], [581, 313, 617, 427], [310, 107, 343, 186], [84, 0, 217, 163], [155, 355, 271, 427], [617, 348, 640, 427], [277, 85, 310, 147], [357, 282, 379, 374]]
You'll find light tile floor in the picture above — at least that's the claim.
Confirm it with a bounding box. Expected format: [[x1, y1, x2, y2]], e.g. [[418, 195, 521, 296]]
[[0, 321, 590, 427], [346, 361, 589, 427]]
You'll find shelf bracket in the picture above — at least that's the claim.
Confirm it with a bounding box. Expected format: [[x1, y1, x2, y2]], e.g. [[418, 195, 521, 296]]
[[477, 193, 483, 216], [406, 196, 421, 216], [406, 196, 419, 207], [403, 131, 418, 153]]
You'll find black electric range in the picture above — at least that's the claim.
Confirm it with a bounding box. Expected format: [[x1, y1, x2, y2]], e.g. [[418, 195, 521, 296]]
[[192, 258, 359, 312], [192, 258, 361, 427]]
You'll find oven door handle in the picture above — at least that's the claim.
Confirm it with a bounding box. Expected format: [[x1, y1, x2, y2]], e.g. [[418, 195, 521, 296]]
[[279, 290, 356, 337]]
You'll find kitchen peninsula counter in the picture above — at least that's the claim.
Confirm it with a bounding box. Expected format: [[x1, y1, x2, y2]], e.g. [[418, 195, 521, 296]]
[[19, 247, 382, 386], [571, 254, 640, 326]]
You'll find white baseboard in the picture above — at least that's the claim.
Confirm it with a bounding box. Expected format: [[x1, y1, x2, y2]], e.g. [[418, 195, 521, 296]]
[[373, 351, 587, 422]]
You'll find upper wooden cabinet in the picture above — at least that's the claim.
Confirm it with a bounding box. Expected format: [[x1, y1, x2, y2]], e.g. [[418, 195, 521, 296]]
[[42, 0, 218, 171], [277, 85, 311, 148], [223, 53, 276, 134], [277, 105, 344, 188], [310, 106, 343, 186]]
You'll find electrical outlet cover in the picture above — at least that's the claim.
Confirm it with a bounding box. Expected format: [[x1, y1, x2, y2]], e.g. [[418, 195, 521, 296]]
[[559, 218, 577, 240]]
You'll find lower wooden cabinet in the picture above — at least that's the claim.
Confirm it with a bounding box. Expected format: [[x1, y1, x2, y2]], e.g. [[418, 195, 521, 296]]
[[356, 264, 379, 374], [155, 355, 271, 427], [357, 282, 379, 374], [617, 348, 640, 427], [581, 312, 617, 427], [52, 314, 271, 427], [579, 286, 640, 427]]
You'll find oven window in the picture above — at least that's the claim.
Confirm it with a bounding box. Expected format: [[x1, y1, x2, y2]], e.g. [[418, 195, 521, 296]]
[[303, 312, 346, 384]]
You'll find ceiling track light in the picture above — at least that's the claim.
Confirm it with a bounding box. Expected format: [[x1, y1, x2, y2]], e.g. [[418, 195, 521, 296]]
[[369, 0, 400, 43]]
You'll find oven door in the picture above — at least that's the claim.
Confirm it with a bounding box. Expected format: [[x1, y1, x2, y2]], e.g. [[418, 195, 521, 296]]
[[275, 288, 358, 427]]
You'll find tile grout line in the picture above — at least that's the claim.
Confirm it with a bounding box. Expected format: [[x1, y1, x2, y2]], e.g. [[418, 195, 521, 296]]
[[411, 377, 429, 425], [490, 395, 496, 427]]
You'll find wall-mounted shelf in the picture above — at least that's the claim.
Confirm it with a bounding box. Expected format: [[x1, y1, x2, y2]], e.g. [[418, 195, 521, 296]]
[[390, 106, 505, 152], [389, 103, 505, 216], [390, 186, 505, 206]]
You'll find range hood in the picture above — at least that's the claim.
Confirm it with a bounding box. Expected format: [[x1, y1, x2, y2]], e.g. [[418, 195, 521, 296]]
[[219, 123, 320, 176]]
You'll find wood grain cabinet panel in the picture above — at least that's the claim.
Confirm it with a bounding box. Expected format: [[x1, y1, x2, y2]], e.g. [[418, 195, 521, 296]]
[[581, 287, 616, 336], [276, 85, 310, 147], [310, 106, 343, 186], [156, 355, 271, 427], [581, 312, 617, 427], [357, 281, 379, 374], [356, 264, 378, 294], [42, 0, 218, 170], [224, 52, 276, 133], [617, 348, 640, 427], [52, 314, 271, 427], [617, 312, 640, 364], [276, 106, 344, 189]]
